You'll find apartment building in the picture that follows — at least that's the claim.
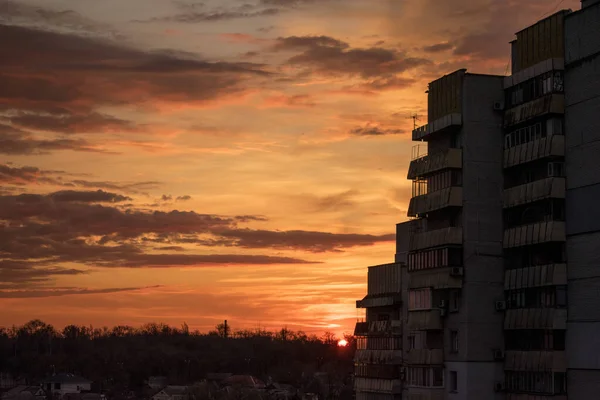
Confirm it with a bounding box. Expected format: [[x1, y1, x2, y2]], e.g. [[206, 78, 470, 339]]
[[406, 70, 505, 400], [501, 9, 570, 399], [354, 2, 600, 399], [354, 262, 405, 400], [563, 0, 600, 397]]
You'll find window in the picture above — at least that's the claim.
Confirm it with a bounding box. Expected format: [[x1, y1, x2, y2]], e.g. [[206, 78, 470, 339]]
[[449, 290, 460, 312], [449, 371, 458, 393], [408, 247, 462, 271], [407, 367, 444, 388], [408, 335, 416, 350], [506, 286, 567, 309], [548, 162, 565, 177], [505, 371, 566, 395], [450, 330, 459, 353], [54, 383, 61, 390], [505, 330, 566, 351], [409, 288, 432, 310]]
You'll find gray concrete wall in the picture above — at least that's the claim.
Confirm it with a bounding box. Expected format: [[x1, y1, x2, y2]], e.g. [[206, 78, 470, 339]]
[[456, 74, 505, 399], [564, 4, 600, 399]]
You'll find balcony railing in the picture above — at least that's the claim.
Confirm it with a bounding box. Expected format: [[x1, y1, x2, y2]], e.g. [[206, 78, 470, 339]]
[[503, 177, 566, 208], [412, 113, 462, 141], [504, 263, 567, 290], [503, 221, 566, 248], [504, 134, 565, 168], [504, 308, 567, 330], [505, 350, 567, 372], [409, 227, 462, 251], [408, 267, 463, 290], [407, 309, 443, 331], [504, 93, 564, 128], [408, 187, 462, 217], [354, 349, 403, 364], [354, 378, 403, 394], [407, 148, 462, 180], [354, 320, 402, 336], [406, 349, 444, 365]]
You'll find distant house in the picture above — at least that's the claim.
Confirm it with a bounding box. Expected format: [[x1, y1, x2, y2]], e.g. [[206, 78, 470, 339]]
[[146, 377, 168, 391], [222, 376, 265, 390], [150, 386, 188, 400], [0, 373, 16, 390], [1, 386, 46, 400], [41, 374, 92, 398]]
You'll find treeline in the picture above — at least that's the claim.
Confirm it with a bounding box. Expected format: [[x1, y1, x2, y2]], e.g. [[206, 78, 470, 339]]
[[0, 320, 355, 394]]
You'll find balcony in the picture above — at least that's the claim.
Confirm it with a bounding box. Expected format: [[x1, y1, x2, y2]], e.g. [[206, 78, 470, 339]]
[[412, 113, 462, 141], [504, 94, 565, 128], [406, 349, 444, 365], [506, 395, 566, 400], [406, 388, 445, 400], [504, 134, 565, 168], [354, 320, 403, 336], [504, 263, 567, 290], [407, 148, 462, 180], [407, 187, 462, 217], [503, 221, 566, 248], [505, 350, 567, 372], [407, 309, 443, 331], [354, 378, 403, 394], [409, 227, 462, 251], [503, 178, 566, 209], [356, 294, 402, 309], [408, 267, 463, 289], [504, 308, 567, 330], [354, 349, 403, 364]]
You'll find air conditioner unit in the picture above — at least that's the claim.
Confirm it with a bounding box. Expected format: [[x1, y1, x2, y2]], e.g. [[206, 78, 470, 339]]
[[450, 267, 464, 276], [495, 300, 507, 311], [493, 101, 504, 111], [439, 300, 447, 309], [493, 349, 505, 360], [494, 382, 505, 392]]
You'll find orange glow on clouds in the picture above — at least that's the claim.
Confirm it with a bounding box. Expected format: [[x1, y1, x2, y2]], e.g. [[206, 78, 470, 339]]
[[0, 0, 582, 336]]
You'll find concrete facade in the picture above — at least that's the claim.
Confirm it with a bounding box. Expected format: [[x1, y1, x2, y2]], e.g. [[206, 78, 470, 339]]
[[355, 2, 600, 399], [564, 2, 600, 399]]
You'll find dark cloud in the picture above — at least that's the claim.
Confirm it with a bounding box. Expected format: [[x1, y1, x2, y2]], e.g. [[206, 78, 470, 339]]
[[48, 190, 132, 203], [350, 125, 406, 136], [0, 124, 110, 155], [312, 190, 358, 212], [161, 194, 173, 201], [216, 229, 395, 253], [176, 195, 192, 201], [143, 7, 280, 23], [275, 35, 432, 79], [8, 112, 138, 134], [422, 42, 454, 53], [0, 164, 46, 184], [0, 285, 162, 298], [0, 23, 269, 136]]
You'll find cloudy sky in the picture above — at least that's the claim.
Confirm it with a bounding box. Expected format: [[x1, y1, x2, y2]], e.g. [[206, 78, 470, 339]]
[[0, 0, 579, 335]]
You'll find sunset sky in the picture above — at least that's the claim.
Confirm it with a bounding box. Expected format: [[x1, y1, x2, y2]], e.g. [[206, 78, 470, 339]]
[[0, 0, 580, 336]]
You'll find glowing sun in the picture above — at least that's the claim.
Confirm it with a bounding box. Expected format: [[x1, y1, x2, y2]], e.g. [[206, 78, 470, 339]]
[[337, 339, 348, 347]]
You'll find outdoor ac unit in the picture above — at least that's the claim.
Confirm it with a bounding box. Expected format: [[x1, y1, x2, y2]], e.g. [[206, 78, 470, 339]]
[[450, 267, 464, 276], [439, 300, 447, 309], [493, 349, 505, 360], [399, 368, 407, 381], [494, 382, 505, 392], [495, 300, 507, 311], [493, 101, 504, 111]]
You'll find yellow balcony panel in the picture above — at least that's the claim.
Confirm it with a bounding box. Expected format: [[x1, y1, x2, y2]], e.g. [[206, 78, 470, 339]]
[[407, 148, 463, 180], [409, 227, 462, 251], [504, 308, 567, 330], [503, 221, 566, 248], [406, 349, 444, 365], [408, 267, 463, 290], [504, 264, 567, 290], [408, 187, 462, 217], [504, 94, 564, 128], [407, 309, 443, 331], [503, 177, 566, 209], [412, 113, 462, 142], [505, 350, 567, 372]]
